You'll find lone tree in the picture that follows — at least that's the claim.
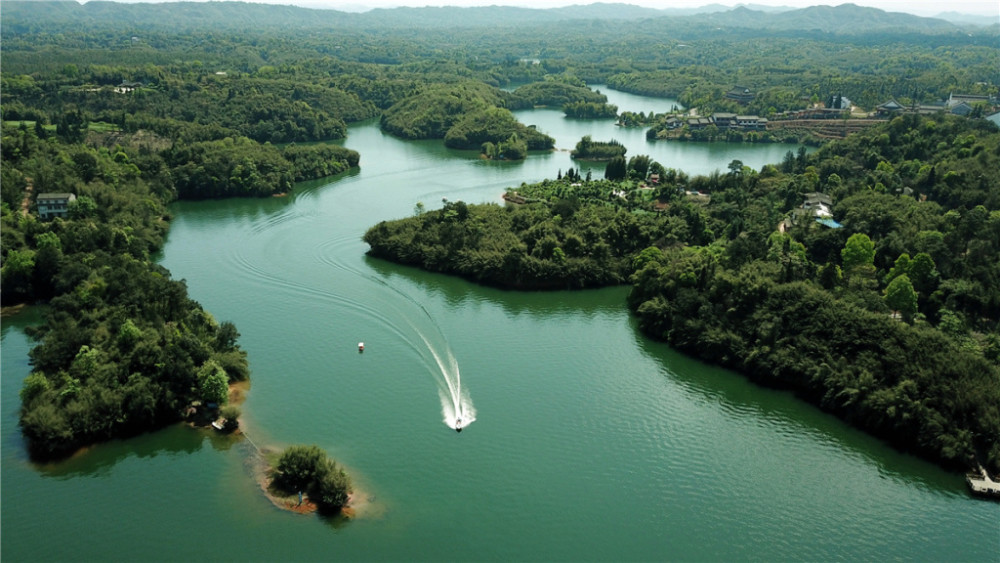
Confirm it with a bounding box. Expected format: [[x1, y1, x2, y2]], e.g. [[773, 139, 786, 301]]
[[885, 274, 918, 323], [841, 232, 876, 288]]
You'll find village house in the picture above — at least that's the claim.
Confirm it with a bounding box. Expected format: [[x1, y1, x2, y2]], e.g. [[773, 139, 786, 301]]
[[827, 94, 852, 110], [735, 115, 767, 130], [877, 96, 991, 119], [725, 86, 754, 104], [947, 93, 990, 108], [114, 80, 142, 94], [686, 112, 767, 131], [779, 192, 841, 232], [36, 193, 76, 220], [663, 116, 682, 130], [802, 192, 833, 217], [949, 102, 975, 117], [713, 112, 736, 128], [686, 117, 714, 129], [877, 99, 937, 116], [876, 99, 904, 117], [914, 103, 948, 115]]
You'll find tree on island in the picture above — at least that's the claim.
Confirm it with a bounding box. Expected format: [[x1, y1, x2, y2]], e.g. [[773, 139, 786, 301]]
[[571, 136, 626, 161], [273, 445, 352, 513]]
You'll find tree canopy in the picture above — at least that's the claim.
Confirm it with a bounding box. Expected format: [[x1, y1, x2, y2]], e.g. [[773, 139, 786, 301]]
[[273, 445, 352, 513]]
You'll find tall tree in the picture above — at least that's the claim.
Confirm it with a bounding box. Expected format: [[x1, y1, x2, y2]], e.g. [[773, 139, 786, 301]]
[[841, 232, 876, 285], [605, 155, 627, 181], [885, 274, 918, 323]]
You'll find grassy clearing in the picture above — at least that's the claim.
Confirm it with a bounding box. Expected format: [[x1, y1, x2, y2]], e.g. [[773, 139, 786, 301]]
[[4, 120, 56, 132], [3, 120, 120, 133], [88, 121, 120, 132]]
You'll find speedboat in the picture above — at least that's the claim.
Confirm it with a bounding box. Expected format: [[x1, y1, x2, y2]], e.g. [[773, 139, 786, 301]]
[[455, 418, 463, 432]]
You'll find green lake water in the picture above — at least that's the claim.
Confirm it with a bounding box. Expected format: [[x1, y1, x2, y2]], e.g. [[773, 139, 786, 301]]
[[2, 88, 997, 561]]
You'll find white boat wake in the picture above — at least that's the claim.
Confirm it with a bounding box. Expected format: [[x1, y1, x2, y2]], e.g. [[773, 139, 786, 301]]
[[418, 331, 476, 432], [316, 234, 476, 431]]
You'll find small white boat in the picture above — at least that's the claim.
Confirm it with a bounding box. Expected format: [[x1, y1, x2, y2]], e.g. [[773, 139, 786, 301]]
[[358, 342, 364, 352], [455, 417, 463, 432]]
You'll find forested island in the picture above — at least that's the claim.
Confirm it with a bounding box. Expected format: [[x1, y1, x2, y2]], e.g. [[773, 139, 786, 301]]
[[571, 136, 628, 160], [2, 0, 998, 480]]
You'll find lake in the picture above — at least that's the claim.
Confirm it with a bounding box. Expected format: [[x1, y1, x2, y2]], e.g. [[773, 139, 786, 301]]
[[2, 88, 996, 561]]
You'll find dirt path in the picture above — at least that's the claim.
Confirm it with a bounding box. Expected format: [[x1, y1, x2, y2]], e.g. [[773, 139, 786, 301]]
[[20, 177, 34, 216]]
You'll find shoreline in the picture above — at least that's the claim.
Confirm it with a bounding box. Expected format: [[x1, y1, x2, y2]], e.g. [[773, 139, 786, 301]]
[[245, 443, 369, 519], [1, 303, 30, 318], [226, 382, 369, 519]]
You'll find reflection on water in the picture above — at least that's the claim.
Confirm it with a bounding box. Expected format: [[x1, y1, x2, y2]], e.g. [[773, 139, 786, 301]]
[[627, 316, 969, 497], [35, 425, 242, 480], [363, 254, 627, 320], [36, 425, 199, 479]]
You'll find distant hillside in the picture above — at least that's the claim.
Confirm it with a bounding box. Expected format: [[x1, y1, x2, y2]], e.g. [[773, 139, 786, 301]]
[[689, 3, 958, 33], [934, 11, 1000, 26], [358, 4, 669, 28], [2, 0, 349, 31], [701, 3, 796, 14], [0, 0, 970, 34]]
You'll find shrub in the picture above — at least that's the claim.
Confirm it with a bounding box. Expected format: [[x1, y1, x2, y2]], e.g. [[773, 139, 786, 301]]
[[219, 405, 241, 432]]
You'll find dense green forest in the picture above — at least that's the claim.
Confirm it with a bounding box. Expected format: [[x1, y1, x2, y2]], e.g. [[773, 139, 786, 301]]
[[0, 110, 360, 454], [564, 101, 619, 119], [508, 80, 608, 109], [4, 2, 996, 111], [365, 114, 1000, 472], [364, 197, 668, 289], [380, 81, 555, 155], [1, 123, 251, 459], [646, 119, 815, 145], [2, 0, 998, 470]]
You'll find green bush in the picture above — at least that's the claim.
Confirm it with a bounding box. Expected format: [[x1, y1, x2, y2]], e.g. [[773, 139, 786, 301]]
[[313, 461, 351, 511], [219, 405, 241, 432]]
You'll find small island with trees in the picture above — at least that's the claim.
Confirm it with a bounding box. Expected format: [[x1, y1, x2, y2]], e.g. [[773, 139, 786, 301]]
[[571, 136, 627, 160], [264, 445, 353, 515]]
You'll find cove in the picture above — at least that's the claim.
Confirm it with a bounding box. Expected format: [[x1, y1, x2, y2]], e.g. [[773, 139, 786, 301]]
[[2, 90, 997, 561]]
